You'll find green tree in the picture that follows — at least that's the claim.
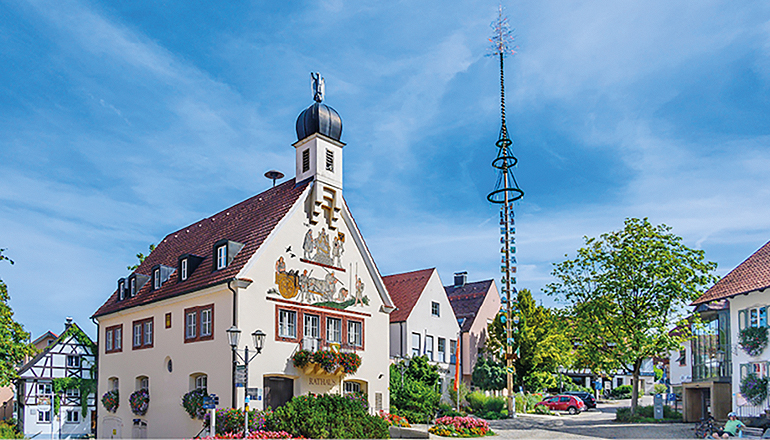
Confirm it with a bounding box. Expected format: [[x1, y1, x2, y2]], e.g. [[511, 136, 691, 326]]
[[0, 249, 35, 386], [389, 356, 440, 423], [487, 289, 572, 391], [546, 218, 716, 412], [471, 356, 506, 391], [127, 244, 156, 271]]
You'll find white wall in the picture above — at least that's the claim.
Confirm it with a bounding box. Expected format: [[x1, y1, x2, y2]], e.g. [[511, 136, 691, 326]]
[[729, 291, 770, 410], [669, 340, 692, 386]]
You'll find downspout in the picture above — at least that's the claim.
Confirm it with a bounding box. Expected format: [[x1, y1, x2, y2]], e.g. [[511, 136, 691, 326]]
[[90, 316, 99, 438], [228, 280, 238, 409]]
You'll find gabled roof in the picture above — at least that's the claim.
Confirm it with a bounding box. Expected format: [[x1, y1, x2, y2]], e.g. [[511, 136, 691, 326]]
[[692, 240, 770, 305], [18, 323, 94, 376], [444, 279, 494, 332], [93, 178, 311, 318], [382, 268, 435, 322], [32, 331, 58, 346]]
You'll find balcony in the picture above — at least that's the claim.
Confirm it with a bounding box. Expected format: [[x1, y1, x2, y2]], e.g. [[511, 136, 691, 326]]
[[292, 337, 361, 377]]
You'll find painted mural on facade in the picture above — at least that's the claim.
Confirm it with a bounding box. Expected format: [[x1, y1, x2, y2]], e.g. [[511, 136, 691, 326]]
[[268, 227, 369, 309]]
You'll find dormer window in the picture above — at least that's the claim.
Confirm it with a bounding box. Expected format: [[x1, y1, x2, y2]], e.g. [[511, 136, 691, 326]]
[[153, 269, 161, 290], [130, 278, 137, 297], [178, 254, 204, 282], [217, 245, 227, 270], [212, 239, 244, 272], [118, 279, 126, 301], [181, 259, 188, 281], [127, 273, 150, 297]]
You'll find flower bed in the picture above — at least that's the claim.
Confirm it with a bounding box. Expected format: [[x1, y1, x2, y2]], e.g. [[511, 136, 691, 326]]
[[129, 388, 149, 415], [205, 408, 270, 435], [199, 431, 294, 439], [377, 411, 410, 427], [740, 326, 768, 357], [102, 389, 119, 413], [429, 416, 490, 437]]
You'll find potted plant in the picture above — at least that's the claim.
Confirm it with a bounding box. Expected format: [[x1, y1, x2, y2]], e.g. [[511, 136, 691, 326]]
[[129, 388, 150, 416], [337, 352, 361, 374], [740, 372, 769, 405], [102, 389, 119, 413], [291, 350, 311, 369], [739, 326, 769, 356], [182, 388, 207, 419], [312, 350, 338, 373]]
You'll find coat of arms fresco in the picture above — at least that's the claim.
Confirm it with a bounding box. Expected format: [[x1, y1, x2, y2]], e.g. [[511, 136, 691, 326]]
[[268, 228, 369, 309]]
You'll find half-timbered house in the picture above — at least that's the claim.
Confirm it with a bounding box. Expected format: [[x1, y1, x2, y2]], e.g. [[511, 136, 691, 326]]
[[15, 319, 96, 439]]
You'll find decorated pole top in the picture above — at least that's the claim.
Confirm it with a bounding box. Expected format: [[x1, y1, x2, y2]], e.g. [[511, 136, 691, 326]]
[[488, 4, 517, 58]]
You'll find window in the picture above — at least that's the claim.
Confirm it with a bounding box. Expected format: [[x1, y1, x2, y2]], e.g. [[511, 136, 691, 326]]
[[38, 409, 51, 423], [348, 321, 362, 347], [165, 312, 172, 329], [678, 349, 687, 366], [617, 377, 623, 387], [304, 314, 320, 350], [109, 378, 119, 391], [153, 268, 160, 290], [201, 308, 212, 336], [753, 362, 768, 378], [114, 326, 122, 351], [438, 338, 446, 363], [119, 280, 126, 300], [302, 149, 310, 173], [431, 302, 440, 317], [67, 355, 80, 368], [106, 329, 113, 352], [184, 305, 214, 343], [181, 258, 188, 281], [449, 339, 457, 364], [195, 375, 207, 390], [279, 310, 297, 338], [217, 245, 227, 270], [425, 335, 434, 361], [66, 388, 80, 398], [38, 383, 52, 396], [66, 409, 80, 423], [327, 317, 341, 343], [130, 277, 136, 296], [412, 333, 421, 357], [132, 318, 153, 349], [325, 150, 334, 172], [343, 381, 361, 394], [139, 377, 149, 390]]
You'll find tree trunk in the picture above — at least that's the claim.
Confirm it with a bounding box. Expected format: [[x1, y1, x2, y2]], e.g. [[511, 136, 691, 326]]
[[631, 359, 642, 413]]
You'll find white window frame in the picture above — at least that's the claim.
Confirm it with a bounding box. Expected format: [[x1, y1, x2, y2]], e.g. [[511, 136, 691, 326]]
[[38, 383, 52, 396], [106, 330, 113, 352], [66, 387, 80, 398], [195, 375, 207, 390], [67, 355, 80, 368], [326, 317, 341, 343], [431, 301, 440, 317], [154, 269, 160, 289], [186, 312, 197, 339], [119, 281, 125, 300], [412, 333, 421, 357], [130, 278, 136, 296], [115, 327, 122, 350], [438, 338, 446, 363], [304, 314, 320, 350], [348, 321, 362, 347], [201, 308, 212, 337], [343, 381, 361, 394], [66, 409, 80, 423], [449, 339, 457, 363], [217, 245, 227, 270], [133, 323, 142, 347], [38, 409, 51, 423], [144, 321, 153, 345], [426, 335, 434, 361], [181, 259, 188, 280], [278, 310, 296, 338]]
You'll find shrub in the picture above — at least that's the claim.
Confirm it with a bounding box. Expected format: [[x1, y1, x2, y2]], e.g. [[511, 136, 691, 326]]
[[377, 411, 411, 427], [448, 382, 469, 409], [390, 362, 441, 424], [615, 405, 682, 422], [533, 404, 554, 415], [429, 416, 490, 437], [514, 393, 543, 414], [436, 403, 464, 418], [523, 371, 557, 392], [465, 391, 487, 415], [651, 384, 667, 395], [610, 385, 633, 399], [205, 408, 269, 434], [265, 393, 389, 439], [182, 388, 208, 419], [102, 389, 119, 413], [0, 421, 23, 439]]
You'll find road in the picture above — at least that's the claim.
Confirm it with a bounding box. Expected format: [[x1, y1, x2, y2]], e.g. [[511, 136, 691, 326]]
[[486, 399, 695, 439]]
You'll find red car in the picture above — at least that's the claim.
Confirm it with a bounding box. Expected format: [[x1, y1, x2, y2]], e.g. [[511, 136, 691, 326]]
[[535, 395, 587, 415]]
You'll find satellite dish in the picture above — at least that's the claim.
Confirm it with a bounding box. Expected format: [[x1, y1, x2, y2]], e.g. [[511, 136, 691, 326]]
[[264, 170, 284, 187]]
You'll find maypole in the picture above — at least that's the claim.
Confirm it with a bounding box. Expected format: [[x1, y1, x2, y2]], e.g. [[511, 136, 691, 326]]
[[486, 4, 523, 419]]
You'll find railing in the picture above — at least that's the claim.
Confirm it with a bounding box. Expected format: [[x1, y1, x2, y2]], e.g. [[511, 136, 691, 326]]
[[299, 337, 359, 353], [736, 404, 768, 418]]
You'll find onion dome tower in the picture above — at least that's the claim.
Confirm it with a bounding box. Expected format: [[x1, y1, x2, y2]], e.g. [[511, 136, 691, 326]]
[[485, 5, 524, 419], [293, 72, 345, 230]]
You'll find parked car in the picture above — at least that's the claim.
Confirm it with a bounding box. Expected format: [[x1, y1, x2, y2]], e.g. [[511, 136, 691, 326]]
[[563, 391, 597, 409], [535, 395, 587, 415]]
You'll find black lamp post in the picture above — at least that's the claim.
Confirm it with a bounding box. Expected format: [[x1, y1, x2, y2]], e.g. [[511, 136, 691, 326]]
[[226, 326, 266, 435]]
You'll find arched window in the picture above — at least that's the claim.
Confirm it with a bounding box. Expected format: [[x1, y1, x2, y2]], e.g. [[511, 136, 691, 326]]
[[190, 373, 207, 391], [108, 377, 119, 391], [136, 376, 149, 391]]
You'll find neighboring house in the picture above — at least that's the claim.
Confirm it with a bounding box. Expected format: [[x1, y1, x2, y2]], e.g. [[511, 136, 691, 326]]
[[15, 319, 96, 439], [383, 268, 460, 399], [691, 240, 770, 421], [607, 359, 656, 394], [92, 83, 395, 438], [444, 272, 501, 385]]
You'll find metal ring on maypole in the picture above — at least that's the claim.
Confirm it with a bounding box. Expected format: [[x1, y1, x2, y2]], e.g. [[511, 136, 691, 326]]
[[487, 187, 524, 204]]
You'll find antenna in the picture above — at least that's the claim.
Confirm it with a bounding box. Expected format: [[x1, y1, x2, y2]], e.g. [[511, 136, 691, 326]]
[[485, 4, 523, 420], [264, 170, 285, 187]]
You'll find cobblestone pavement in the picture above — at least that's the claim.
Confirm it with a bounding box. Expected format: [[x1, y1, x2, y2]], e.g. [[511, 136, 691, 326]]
[[486, 400, 695, 439]]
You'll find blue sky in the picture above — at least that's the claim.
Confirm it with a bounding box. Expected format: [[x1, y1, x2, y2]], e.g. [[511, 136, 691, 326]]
[[2, 0, 770, 340]]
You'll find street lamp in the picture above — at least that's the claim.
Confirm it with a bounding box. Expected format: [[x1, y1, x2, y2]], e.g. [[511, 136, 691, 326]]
[[394, 355, 411, 386], [226, 326, 266, 436]]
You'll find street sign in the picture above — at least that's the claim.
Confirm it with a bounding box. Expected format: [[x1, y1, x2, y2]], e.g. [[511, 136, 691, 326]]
[[236, 365, 246, 387]]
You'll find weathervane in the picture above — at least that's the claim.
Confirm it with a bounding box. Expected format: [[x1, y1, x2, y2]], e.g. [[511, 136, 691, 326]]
[[485, 4, 523, 420], [311, 72, 325, 103]]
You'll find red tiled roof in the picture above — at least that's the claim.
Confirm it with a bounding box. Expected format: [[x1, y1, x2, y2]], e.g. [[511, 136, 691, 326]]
[[692, 240, 770, 305], [444, 280, 494, 332], [92, 178, 310, 318], [382, 268, 435, 322]]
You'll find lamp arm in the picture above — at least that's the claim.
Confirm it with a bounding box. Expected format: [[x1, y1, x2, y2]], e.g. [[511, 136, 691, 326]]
[[232, 348, 247, 364], [247, 350, 262, 363]]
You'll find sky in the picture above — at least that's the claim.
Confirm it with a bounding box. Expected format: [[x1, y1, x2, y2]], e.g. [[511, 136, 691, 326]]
[[1, 0, 770, 340]]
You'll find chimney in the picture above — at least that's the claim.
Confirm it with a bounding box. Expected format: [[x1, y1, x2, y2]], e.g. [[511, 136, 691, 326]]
[[65, 317, 73, 329], [454, 271, 467, 287]]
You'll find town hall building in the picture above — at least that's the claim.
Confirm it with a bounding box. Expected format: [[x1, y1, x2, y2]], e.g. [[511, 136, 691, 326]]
[[92, 75, 395, 438]]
